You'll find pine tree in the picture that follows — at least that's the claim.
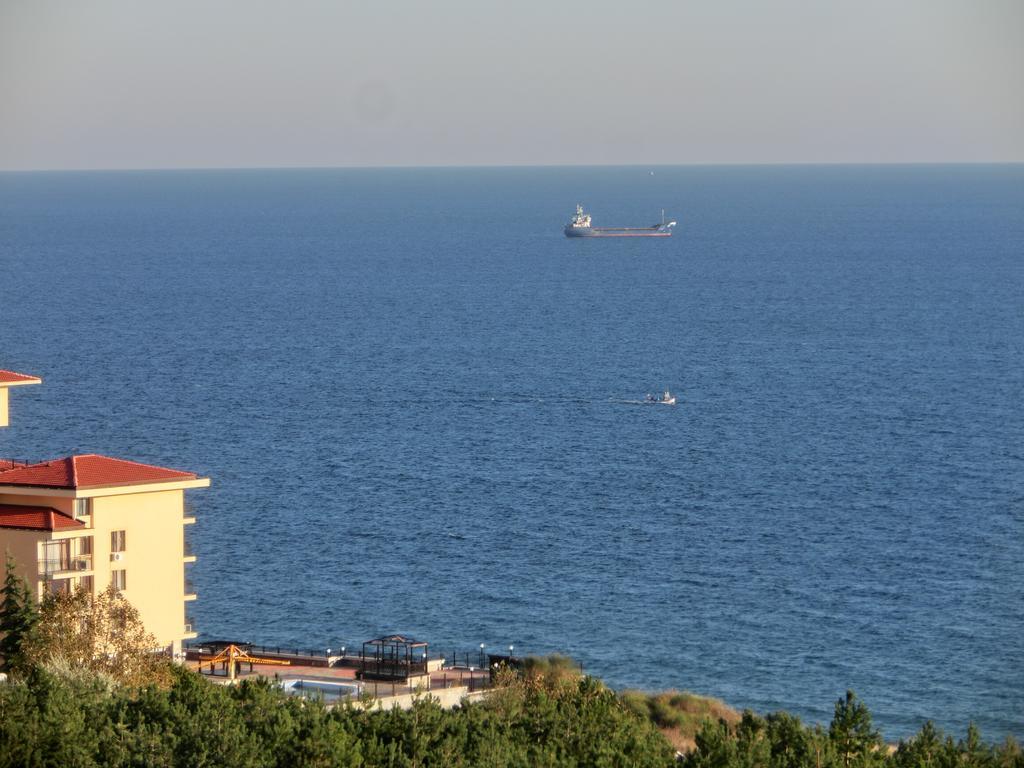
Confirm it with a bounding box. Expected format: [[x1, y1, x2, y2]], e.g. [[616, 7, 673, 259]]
[[0, 553, 38, 674], [960, 723, 996, 768], [830, 690, 882, 768], [766, 711, 814, 768]]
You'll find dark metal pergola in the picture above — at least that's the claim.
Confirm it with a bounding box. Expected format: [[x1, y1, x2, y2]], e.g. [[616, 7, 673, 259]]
[[359, 634, 429, 681]]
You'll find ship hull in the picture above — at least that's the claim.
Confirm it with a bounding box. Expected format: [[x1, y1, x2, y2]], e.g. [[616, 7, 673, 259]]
[[564, 225, 673, 238]]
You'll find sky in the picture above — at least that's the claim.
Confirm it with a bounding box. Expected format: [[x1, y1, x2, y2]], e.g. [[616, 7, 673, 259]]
[[1, 0, 1022, 170]]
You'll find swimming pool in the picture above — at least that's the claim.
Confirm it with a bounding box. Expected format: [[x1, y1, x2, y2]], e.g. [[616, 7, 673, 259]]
[[280, 679, 360, 701]]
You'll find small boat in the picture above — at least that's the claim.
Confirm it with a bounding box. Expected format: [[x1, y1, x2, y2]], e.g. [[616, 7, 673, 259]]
[[644, 390, 677, 405], [564, 204, 676, 238]]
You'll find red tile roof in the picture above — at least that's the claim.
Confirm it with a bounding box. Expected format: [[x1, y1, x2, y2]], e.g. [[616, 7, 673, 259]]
[[0, 504, 84, 531], [0, 459, 26, 472], [0, 369, 41, 385], [0, 454, 198, 489]]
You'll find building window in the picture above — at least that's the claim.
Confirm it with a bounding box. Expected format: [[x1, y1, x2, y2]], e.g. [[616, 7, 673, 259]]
[[79, 575, 94, 593], [47, 578, 71, 596], [42, 540, 71, 574], [111, 530, 126, 552], [111, 569, 126, 592], [74, 498, 91, 518], [68, 536, 93, 571]]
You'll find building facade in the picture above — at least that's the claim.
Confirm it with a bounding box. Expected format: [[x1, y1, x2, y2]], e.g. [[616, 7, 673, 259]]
[[0, 369, 208, 657], [0, 368, 42, 428]]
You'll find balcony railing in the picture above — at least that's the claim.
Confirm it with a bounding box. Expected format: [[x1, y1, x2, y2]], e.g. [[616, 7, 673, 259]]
[[39, 559, 66, 576], [38, 554, 92, 576], [185, 616, 196, 634]]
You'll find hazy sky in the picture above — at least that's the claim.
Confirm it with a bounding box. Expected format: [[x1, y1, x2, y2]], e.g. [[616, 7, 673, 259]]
[[1, 0, 1022, 170]]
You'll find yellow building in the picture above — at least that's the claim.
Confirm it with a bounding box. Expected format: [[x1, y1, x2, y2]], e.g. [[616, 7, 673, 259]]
[[0, 368, 42, 428], [0, 369, 209, 657]]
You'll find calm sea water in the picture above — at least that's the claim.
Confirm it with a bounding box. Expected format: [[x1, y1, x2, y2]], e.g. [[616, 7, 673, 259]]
[[1, 165, 1022, 740]]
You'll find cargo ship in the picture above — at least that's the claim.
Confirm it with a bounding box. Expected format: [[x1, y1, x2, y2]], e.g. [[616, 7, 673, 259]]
[[564, 204, 676, 238]]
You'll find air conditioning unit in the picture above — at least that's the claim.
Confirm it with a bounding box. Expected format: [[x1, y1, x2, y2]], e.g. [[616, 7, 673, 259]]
[[110, 552, 124, 562], [73, 559, 88, 571]]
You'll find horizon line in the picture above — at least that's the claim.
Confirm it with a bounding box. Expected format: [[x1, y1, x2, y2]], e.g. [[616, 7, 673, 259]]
[[2, 160, 1023, 174]]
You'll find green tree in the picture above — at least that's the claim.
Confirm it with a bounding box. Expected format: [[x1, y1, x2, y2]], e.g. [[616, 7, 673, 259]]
[[765, 711, 816, 768], [959, 723, 997, 768], [808, 724, 839, 768], [892, 721, 955, 768], [993, 735, 1024, 768], [685, 717, 740, 768], [0, 554, 37, 675], [829, 691, 882, 768], [734, 711, 773, 768], [2, 668, 1019, 768]]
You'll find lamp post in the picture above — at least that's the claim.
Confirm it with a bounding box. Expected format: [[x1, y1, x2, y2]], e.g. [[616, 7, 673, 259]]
[[479, 643, 485, 667], [508, 644, 514, 660]]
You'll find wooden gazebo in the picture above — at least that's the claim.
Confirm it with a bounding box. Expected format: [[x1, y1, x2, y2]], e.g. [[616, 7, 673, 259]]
[[359, 634, 429, 681]]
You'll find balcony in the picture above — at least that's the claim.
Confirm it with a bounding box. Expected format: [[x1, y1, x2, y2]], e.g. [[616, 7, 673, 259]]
[[184, 578, 197, 602], [39, 554, 93, 577], [184, 616, 198, 639], [183, 539, 197, 563]]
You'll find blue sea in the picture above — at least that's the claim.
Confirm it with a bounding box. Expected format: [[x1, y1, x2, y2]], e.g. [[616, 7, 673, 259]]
[[1, 165, 1021, 740]]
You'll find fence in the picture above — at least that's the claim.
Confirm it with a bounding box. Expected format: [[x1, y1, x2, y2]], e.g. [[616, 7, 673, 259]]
[[183, 643, 530, 679], [247, 644, 331, 660], [185, 642, 332, 660], [441, 649, 491, 669]]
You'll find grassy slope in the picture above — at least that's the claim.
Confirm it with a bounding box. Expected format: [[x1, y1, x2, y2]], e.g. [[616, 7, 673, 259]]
[[620, 689, 741, 753]]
